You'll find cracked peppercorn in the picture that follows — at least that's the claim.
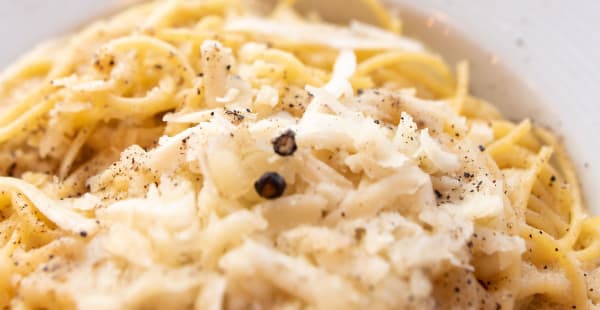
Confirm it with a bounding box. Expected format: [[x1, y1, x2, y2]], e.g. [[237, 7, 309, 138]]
[[254, 172, 286, 199], [272, 129, 297, 156]]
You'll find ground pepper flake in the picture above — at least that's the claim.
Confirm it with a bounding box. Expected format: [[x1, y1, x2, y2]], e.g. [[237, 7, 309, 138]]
[[225, 110, 244, 123], [272, 129, 297, 156], [254, 172, 286, 199], [354, 227, 366, 241]]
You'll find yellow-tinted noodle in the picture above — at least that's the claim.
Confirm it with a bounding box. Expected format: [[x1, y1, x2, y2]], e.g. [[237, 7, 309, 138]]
[[0, 0, 596, 309]]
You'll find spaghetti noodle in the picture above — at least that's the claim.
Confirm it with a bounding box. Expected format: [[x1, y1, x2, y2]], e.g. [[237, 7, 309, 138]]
[[0, 0, 597, 309]]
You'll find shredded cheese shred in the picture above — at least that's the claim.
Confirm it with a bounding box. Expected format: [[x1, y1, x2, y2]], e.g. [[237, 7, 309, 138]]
[[0, 0, 597, 309]]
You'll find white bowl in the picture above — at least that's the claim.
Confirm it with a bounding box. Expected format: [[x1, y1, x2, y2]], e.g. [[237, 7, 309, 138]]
[[1, 0, 597, 211]]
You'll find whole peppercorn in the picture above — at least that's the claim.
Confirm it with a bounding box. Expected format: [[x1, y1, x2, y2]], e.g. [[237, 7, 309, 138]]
[[254, 172, 286, 199], [272, 129, 297, 156]]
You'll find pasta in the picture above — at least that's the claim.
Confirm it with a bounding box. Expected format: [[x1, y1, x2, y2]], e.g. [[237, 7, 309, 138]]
[[0, 0, 598, 309]]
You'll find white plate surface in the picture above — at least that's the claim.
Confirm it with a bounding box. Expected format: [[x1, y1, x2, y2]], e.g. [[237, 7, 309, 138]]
[[0, 0, 597, 211]]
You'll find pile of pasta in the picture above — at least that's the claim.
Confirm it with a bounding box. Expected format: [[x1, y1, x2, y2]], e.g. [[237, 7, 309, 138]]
[[0, 0, 598, 309]]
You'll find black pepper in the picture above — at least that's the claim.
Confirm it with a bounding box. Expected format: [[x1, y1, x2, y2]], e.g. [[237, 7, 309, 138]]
[[272, 129, 297, 156], [354, 227, 366, 241], [79, 231, 88, 238], [478, 145, 486, 152], [254, 172, 286, 199], [225, 110, 244, 123]]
